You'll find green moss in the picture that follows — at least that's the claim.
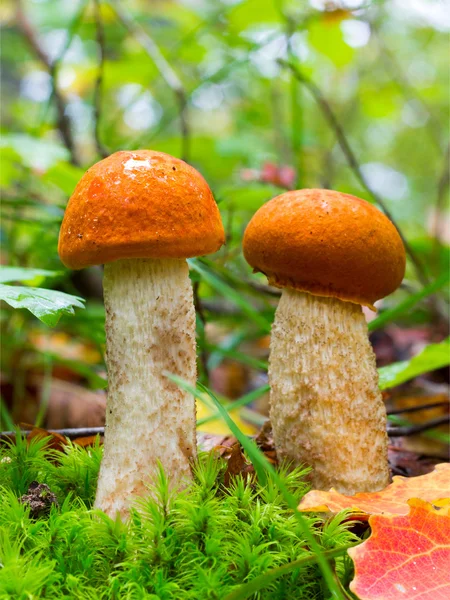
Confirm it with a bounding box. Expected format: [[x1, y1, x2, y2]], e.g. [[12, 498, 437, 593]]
[[0, 436, 357, 599]]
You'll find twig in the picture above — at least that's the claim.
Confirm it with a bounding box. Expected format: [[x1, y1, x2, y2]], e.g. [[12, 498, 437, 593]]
[[109, 0, 190, 161], [92, 0, 109, 158], [16, 0, 80, 166], [278, 59, 430, 287], [387, 401, 449, 416], [372, 28, 442, 151], [0, 429, 225, 447], [1, 427, 104, 441], [5, 413, 445, 444], [387, 415, 449, 437]]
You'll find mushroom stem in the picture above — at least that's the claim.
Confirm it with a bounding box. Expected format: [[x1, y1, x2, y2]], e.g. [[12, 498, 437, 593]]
[[269, 289, 389, 494], [95, 258, 197, 518]]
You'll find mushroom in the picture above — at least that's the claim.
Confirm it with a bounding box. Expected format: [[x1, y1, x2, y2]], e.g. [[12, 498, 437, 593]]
[[243, 189, 405, 495], [58, 150, 225, 518]]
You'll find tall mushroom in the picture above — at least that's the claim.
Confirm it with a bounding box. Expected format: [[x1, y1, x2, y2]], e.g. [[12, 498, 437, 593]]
[[243, 189, 405, 495], [58, 150, 224, 518]]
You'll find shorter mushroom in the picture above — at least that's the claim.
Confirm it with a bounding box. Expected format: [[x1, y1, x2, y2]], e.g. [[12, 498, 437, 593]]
[[243, 189, 405, 495], [58, 150, 224, 518]]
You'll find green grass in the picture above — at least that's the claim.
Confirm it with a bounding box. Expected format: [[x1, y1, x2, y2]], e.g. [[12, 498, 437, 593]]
[[0, 435, 359, 599]]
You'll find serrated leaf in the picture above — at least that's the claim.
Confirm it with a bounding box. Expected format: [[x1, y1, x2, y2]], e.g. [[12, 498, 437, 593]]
[[0, 267, 61, 284], [0, 284, 85, 326], [378, 339, 450, 390]]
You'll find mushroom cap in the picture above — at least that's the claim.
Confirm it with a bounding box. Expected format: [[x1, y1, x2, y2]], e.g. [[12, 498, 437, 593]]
[[243, 189, 406, 309], [58, 150, 225, 269]]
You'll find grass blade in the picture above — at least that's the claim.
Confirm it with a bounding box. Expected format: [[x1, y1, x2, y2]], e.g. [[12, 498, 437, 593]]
[[188, 259, 271, 333], [167, 373, 346, 600], [224, 545, 355, 600], [369, 272, 449, 332]]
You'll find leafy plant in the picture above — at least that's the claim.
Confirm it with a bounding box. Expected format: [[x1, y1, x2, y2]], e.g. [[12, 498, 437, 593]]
[[0, 267, 84, 326], [0, 435, 358, 599]]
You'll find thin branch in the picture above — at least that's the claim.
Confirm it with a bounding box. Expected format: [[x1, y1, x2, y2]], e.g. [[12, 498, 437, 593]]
[[387, 401, 449, 416], [371, 27, 443, 151], [109, 0, 190, 161], [0, 428, 226, 448], [278, 58, 430, 287], [387, 415, 449, 437], [1, 427, 104, 441], [3, 415, 447, 443], [92, 0, 109, 158], [16, 0, 80, 166]]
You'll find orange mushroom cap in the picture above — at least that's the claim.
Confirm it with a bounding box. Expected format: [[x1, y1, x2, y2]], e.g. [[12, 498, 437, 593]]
[[243, 189, 406, 309], [58, 150, 225, 269]]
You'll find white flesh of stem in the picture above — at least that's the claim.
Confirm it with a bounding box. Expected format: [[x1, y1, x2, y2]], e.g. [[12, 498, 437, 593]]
[[95, 258, 196, 518], [270, 289, 389, 494]]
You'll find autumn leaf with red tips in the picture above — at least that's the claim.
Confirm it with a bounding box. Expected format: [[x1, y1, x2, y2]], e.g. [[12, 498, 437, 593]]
[[348, 498, 450, 600]]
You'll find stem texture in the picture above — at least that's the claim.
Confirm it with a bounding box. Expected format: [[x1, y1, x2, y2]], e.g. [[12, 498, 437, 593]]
[[95, 258, 196, 518], [270, 290, 389, 494]]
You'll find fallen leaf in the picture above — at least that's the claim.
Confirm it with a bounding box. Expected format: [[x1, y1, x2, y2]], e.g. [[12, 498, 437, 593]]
[[223, 443, 254, 487], [73, 435, 101, 447], [348, 498, 450, 600], [23, 424, 68, 453], [298, 463, 450, 516], [388, 443, 441, 477]]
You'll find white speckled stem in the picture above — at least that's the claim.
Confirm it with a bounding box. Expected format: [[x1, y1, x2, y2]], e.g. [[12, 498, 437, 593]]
[[269, 289, 389, 495], [95, 258, 196, 519]]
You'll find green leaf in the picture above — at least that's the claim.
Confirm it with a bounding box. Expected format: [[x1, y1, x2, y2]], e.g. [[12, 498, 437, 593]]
[[360, 84, 400, 119], [41, 161, 85, 196], [0, 147, 23, 188], [0, 284, 85, 326], [369, 272, 450, 332], [227, 0, 281, 34], [308, 18, 354, 68], [188, 259, 271, 333], [196, 384, 270, 427], [378, 338, 450, 390], [0, 134, 69, 171], [218, 184, 282, 211], [223, 545, 355, 600], [0, 267, 61, 285]]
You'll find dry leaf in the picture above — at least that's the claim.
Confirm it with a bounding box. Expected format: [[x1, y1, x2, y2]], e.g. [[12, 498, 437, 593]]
[[223, 443, 254, 487], [73, 435, 101, 447], [348, 498, 450, 600], [298, 463, 450, 516], [23, 424, 68, 453]]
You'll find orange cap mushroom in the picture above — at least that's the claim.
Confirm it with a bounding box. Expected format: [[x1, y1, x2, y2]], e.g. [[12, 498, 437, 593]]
[[243, 189, 405, 310], [59, 149, 224, 269], [59, 150, 224, 519], [243, 189, 406, 495]]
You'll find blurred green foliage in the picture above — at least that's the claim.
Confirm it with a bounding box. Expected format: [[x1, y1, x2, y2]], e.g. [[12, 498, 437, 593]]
[[1, 0, 449, 428]]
